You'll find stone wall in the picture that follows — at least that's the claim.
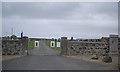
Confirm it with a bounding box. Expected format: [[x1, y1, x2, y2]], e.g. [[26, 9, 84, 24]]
[[60, 35, 118, 56], [60, 40, 108, 56], [60, 36, 119, 65], [67, 41, 108, 56], [2, 36, 28, 55]]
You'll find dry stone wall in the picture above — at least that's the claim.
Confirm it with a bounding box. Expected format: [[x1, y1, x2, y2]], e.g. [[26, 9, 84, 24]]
[[60, 35, 118, 56], [2, 40, 22, 55], [2, 36, 28, 55], [67, 41, 108, 56]]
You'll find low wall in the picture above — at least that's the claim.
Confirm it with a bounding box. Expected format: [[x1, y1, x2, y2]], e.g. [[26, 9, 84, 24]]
[[60, 37, 108, 56], [60, 37, 119, 66], [2, 37, 28, 55]]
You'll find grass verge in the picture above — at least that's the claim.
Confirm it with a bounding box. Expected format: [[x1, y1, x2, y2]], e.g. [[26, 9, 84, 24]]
[[28, 40, 34, 50], [52, 47, 60, 53]]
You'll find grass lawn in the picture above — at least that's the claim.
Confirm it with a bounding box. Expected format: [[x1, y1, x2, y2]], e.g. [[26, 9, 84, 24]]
[[45, 39, 51, 47], [52, 47, 61, 53], [28, 40, 35, 50], [44, 39, 61, 53]]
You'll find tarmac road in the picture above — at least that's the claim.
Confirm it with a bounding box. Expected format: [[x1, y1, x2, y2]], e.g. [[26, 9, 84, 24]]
[[2, 41, 118, 70]]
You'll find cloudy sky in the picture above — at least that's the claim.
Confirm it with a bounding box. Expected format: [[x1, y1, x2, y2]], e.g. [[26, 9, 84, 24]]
[[2, 2, 118, 39], [0, 2, 1, 37]]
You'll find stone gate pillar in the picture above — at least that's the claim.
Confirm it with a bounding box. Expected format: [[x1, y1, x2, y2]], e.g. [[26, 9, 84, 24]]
[[109, 35, 118, 55], [60, 37, 68, 55], [21, 36, 28, 55], [108, 35, 119, 66]]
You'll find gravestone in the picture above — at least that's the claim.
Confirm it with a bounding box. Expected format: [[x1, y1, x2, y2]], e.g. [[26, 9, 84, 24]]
[[50, 41, 55, 47], [35, 41, 39, 47]]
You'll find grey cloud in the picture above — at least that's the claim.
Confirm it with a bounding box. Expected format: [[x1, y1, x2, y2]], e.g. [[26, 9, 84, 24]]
[[0, 2, 2, 36], [2, 2, 117, 20], [2, 2, 80, 19], [2, 2, 118, 38], [118, 2, 120, 35], [2, 17, 117, 38]]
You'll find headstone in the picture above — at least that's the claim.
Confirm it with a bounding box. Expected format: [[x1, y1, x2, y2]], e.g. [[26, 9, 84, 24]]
[[35, 41, 39, 47], [50, 41, 55, 47], [56, 42, 60, 47]]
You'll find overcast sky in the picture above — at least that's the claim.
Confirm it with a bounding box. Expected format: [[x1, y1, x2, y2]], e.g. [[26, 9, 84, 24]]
[[0, 2, 1, 37], [2, 2, 118, 39]]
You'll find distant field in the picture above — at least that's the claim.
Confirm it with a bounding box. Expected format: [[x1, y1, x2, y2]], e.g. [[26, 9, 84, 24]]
[[28, 40, 35, 50]]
